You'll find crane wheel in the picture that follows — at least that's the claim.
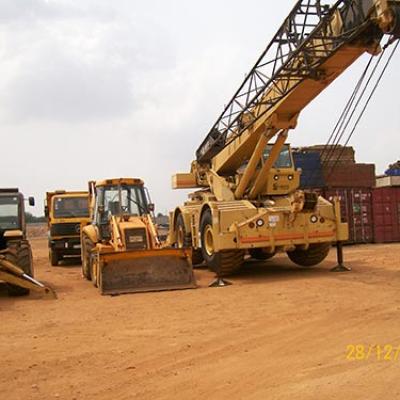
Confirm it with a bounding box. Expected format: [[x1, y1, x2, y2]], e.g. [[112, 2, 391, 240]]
[[175, 213, 204, 266], [287, 243, 331, 267], [5, 240, 34, 297], [249, 248, 275, 261], [200, 209, 244, 276], [81, 234, 94, 280]]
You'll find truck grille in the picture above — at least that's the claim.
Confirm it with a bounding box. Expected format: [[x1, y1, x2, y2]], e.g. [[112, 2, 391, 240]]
[[50, 223, 81, 237], [124, 228, 148, 250]]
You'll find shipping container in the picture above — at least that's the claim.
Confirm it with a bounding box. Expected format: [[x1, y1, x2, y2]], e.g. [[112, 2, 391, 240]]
[[376, 175, 400, 188], [293, 151, 325, 189], [324, 188, 373, 244], [372, 187, 400, 243], [298, 145, 356, 165], [322, 163, 375, 188]]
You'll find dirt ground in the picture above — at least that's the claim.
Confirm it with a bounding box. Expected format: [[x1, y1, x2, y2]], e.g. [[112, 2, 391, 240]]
[[1, 237, 400, 400]]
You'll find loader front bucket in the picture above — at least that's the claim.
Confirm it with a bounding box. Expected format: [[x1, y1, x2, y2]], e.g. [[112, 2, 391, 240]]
[[98, 248, 196, 295]]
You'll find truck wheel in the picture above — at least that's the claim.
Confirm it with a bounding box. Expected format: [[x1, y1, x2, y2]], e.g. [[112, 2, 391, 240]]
[[49, 249, 59, 266], [175, 213, 204, 266], [249, 248, 275, 260], [6, 240, 34, 297], [287, 243, 331, 267], [200, 209, 244, 276], [81, 234, 94, 280]]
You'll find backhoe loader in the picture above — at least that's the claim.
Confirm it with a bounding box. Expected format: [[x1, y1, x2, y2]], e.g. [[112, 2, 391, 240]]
[[0, 188, 54, 297], [81, 178, 195, 295]]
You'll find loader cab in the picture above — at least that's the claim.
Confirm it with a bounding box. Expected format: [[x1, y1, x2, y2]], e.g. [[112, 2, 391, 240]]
[[94, 182, 150, 240]]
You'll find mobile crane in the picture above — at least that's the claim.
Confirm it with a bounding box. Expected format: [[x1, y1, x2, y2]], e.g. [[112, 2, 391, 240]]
[[169, 0, 400, 276]]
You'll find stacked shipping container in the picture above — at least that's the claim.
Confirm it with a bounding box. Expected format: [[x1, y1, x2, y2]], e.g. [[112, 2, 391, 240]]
[[293, 145, 375, 244]]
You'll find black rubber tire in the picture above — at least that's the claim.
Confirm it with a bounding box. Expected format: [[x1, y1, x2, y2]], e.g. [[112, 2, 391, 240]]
[[200, 209, 244, 276], [81, 234, 94, 280], [5, 240, 34, 297], [287, 243, 331, 267], [249, 248, 275, 261], [175, 213, 204, 266], [49, 248, 59, 266]]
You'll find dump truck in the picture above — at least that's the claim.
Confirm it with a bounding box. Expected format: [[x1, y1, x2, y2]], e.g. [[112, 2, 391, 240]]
[[81, 178, 195, 295], [45, 191, 90, 266], [169, 0, 400, 276], [0, 188, 54, 297]]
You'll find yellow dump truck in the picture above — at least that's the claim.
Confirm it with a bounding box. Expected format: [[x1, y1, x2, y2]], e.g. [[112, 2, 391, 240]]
[[81, 178, 195, 295], [45, 191, 90, 266]]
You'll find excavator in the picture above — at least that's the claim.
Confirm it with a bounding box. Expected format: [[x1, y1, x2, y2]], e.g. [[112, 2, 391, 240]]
[[81, 178, 195, 295], [0, 188, 54, 297], [169, 0, 400, 276]]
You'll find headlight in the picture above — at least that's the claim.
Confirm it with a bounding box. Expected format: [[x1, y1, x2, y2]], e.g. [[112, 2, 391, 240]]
[[273, 175, 279, 181], [256, 218, 265, 227], [288, 175, 294, 181], [310, 215, 318, 224]]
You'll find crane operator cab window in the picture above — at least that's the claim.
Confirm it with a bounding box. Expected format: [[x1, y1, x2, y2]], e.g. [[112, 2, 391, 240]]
[[238, 144, 293, 175], [95, 184, 149, 240], [262, 144, 293, 168]]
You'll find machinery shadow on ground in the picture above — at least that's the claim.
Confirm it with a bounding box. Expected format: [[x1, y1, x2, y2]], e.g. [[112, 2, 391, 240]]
[[55, 257, 82, 268], [229, 256, 373, 285], [226, 258, 339, 285], [0, 282, 54, 301]]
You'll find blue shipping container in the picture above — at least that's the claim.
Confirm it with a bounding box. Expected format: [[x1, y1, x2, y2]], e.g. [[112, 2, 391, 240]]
[[293, 152, 325, 189], [385, 169, 400, 176]]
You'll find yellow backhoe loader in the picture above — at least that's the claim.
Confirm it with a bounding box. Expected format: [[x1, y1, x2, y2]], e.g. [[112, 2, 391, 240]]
[[81, 178, 195, 295], [0, 188, 55, 297]]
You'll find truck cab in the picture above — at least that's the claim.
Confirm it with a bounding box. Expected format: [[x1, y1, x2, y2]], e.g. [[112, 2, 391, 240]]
[[45, 191, 90, 266]]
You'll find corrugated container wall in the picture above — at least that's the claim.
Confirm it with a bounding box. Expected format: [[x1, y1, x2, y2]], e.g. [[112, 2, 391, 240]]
[[324, 188, 374, 244], [372, 187, 400, 243], [323, 164, 376, 188]]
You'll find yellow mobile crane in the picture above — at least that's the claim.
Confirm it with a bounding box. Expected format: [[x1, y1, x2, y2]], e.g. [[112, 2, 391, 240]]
[[170, 0, 400, 277]]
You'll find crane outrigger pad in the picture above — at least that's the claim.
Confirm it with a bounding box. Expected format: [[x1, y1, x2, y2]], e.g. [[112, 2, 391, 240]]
[[98, 248, 196, 295]]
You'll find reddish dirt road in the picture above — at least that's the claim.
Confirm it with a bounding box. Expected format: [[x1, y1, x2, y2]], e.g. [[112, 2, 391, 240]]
[[1, 238, 400, 399]]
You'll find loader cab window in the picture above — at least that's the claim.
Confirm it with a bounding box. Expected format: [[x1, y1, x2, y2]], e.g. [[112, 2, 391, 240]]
[[0, 196, 20, 230], [100, 185, 148, 220], [262, 144, 293, 168]]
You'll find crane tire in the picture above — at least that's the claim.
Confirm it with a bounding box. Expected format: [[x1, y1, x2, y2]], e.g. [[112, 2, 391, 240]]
[[287, 243, 331, 267]]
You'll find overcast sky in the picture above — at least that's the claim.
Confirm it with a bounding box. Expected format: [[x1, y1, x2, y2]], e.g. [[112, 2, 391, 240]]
[[1, 0, 399, 215]]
